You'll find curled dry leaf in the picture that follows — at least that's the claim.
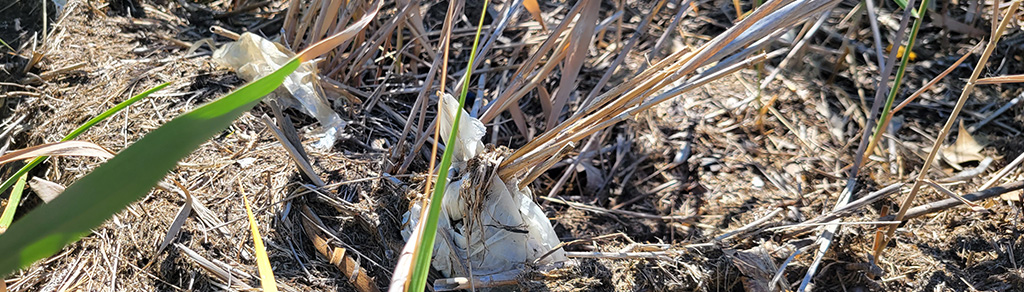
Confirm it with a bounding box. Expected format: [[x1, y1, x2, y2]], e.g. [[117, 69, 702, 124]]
[[0, 141, 113, 165], [726, 247, 777, 292], [1001, 191, 1022, 202], [522, 0, 547, 31], [939, 121, 986, 170], [27, 177, 66, 203]]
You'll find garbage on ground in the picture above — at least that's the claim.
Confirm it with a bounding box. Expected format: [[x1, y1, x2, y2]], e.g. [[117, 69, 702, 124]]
[[401, 93, 566, 278], [213, 32, 345, 149]]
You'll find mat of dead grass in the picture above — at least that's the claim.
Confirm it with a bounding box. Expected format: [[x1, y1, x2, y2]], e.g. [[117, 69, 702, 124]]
[[1, 0, 1024, 291]]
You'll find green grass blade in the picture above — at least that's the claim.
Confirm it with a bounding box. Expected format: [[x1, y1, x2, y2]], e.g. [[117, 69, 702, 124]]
[[0, 82, 171, 228], [0, 175, 28, 232], [0, 37, 13, 52], [409, 1, 489, 290], [0, 59, 300, 276], [891, 0, 920, 17], [0, 83, 171, 195], [865, 0, 929, 160]]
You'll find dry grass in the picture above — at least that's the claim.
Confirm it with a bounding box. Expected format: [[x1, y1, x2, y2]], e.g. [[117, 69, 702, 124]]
[[1, 0, 1023, 291]]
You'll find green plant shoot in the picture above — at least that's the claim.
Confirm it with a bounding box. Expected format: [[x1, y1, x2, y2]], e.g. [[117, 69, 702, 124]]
[[408, 0, 490, 290], [864, 0, 930, 161], [0, 82, 171, 229]]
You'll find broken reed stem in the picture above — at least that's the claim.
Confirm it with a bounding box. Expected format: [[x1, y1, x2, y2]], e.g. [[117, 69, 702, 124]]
[[499, 45, 702, 171], [880, 180, 1024, 221], [565, 251, 677, 259], [872, 0, 1020, 261], [424, 0, 460, 198], [716, 208, 783, 241], [480, 1, 585, 123], [300, 207, 380, 292], [502, 0, 796, 175], [980, 151, 1024, 189], [891, 43, 982, 114], [500, 52, 767, 180]]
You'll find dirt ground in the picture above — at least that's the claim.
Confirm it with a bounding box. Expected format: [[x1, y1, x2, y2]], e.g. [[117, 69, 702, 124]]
[[2, 0, 1024, 291]]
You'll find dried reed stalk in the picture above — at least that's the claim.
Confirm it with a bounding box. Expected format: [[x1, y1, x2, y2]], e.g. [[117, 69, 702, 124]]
[[871, 0, 1021, 261]]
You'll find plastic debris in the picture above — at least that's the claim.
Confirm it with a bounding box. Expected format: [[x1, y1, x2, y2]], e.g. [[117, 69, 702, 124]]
[[402, 93, 566, 278], [213, 32, 345, 149]]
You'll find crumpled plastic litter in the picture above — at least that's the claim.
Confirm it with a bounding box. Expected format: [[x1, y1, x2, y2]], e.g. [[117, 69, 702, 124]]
[[213, 32, 345, 149], [401, 93, 566, 278]]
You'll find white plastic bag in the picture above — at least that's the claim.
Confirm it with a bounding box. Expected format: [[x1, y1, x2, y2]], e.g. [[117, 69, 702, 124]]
[[401, 93, 566, 278], [213, 32, 346, 149]]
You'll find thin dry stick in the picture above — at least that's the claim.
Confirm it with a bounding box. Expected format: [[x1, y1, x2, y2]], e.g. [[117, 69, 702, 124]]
[[979, 151, 1024, 189], [873, 0, 1020, 260], [479, 1, 585, 123], [581, 0, 667, 108], [877, 180, 1024, 221], [643, 0, 692, 70], [863, 0, 886, 67], [782, 183, 903, 236], [424, 0, 461, 196], [977, 74, 1024, 84], [968, 92, 1021, 132], [393, 47, 443, 173], [758, 10, 831, 91], [715, 208, 784, 240], [922, 179, 985, 211]]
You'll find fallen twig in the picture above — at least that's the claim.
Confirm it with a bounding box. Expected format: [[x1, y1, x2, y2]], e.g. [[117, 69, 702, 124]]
[[299, 206, 380, 292], [879, 180, 1024, 221]]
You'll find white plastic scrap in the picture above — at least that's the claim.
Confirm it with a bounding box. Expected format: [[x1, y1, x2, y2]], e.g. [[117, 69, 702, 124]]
[[401, 94, 566, 278], [212, 32, 346, 149]]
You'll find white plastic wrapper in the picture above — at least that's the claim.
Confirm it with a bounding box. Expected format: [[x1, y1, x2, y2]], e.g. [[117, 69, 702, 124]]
[[402, 94, 566, 278], [437, 93, 486, 164], [213, 32, 345, 149]]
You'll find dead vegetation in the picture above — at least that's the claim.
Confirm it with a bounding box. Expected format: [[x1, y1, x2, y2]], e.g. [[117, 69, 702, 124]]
[[1, 0, 1024, 291]]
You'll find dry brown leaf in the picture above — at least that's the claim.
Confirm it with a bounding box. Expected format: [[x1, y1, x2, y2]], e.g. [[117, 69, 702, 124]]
[[1001, 191, 1022, 202], [27, 177, 66, 203], [523, 0, 547, 31], [157, 182, 193, 256], [0, 141, 113, 165], [940, 121, 986, 170], [726, 247, 775, 292]]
